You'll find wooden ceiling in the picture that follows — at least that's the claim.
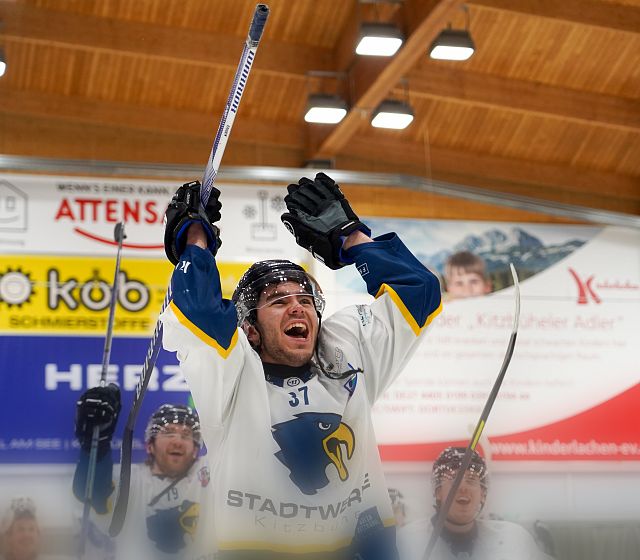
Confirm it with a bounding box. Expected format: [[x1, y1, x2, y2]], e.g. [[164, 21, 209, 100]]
[[1, 0, 639, 216]]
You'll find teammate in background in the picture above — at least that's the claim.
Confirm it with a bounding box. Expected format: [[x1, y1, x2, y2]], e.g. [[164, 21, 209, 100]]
[[1, 498, 41, 560], [160, 173, 442, 559], [388, 488, 408, 528], [72, 385, 213, 560], [444, 252, 492, 300], [398, 447, 547, 560]]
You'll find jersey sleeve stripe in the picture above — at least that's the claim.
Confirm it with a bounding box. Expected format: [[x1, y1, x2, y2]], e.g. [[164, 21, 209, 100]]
[[375, 283, 443, 336], [169, 300, 239, 358]]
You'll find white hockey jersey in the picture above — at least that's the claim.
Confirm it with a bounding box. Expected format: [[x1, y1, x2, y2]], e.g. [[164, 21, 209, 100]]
[[397, 517, 548, 560], [160, 233, 442, 559], [74, 455, 215, 560]]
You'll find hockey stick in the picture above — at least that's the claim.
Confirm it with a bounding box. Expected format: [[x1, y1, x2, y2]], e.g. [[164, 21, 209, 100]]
[[79, 222, 126, 556], [108, 4, 270, 537], [423, 263, 521, 560]]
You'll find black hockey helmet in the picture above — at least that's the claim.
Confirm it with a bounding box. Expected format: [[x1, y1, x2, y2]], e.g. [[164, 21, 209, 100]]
[[232, 259, 325, 326], [145, 404, 201, 445], [431, 447, 489, 491]]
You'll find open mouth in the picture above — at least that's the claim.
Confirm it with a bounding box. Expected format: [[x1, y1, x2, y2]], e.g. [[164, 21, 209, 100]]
[[284, 322, 309, 340], [168, 450, 185, 457], [455, 496, 471, 506]]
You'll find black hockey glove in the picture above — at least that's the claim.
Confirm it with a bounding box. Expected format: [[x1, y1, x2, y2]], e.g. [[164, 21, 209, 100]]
[[281, 173, 370, 269], [75, 384, 121, 457], [164, 181, 222, 266]]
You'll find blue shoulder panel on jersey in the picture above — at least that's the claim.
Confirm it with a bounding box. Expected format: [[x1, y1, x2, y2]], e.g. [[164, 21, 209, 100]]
[[345, 233, 442, 335], [170, 245, 238, 357], [73, 451, 114, 515]]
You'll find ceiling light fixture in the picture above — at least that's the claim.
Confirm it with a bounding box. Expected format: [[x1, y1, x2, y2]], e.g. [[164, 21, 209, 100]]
[[356, 22, 404, 56], [304, 94, 348, 124], [429, 29, 475, 61], [371, 99, 414, 129], [429, 6, 475, 61], [0, 48, 6, 78]]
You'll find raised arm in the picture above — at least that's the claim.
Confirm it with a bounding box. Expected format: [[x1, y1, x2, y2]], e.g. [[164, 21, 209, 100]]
[[341, 231, 442, 400], [281, 173, 442, 401], [72, 385, 120, 514], [160, 182, 245, 435]]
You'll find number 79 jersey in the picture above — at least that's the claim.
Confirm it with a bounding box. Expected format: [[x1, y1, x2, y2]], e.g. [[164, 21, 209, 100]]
[[74, 457, 215, 560], [160, 232, 443, 558]]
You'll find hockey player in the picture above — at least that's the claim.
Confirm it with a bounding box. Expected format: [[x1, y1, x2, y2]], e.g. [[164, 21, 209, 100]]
[[72, 385, 214, 560], [388, 488, 408, 528], [1, 498, 41, 560], [160, 173, 443, 559], [398, 447, 547, 560]]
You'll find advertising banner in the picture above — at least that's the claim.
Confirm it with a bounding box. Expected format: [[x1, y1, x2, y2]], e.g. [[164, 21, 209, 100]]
[[0, 334, 190, 463], [0, 254, 249, 335], [2, 173, 638, 467], [0, 173, 308, 464], [0, 174, 304, 262], [330, 220, 640, 463]]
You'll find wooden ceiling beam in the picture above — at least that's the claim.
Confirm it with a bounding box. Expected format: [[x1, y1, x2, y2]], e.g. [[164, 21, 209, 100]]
[[339, 136, 640, 204], [0, 2, 331, 78], [313, 0, 463, 159], [0, 87, 304, 149], [407, 66, 640, 131], [470, 0, 640, 34], [333, 1, 361, 72], [338, 153, 640, 215], [342, 184, 581, 223], [0, 113, 303, 168]]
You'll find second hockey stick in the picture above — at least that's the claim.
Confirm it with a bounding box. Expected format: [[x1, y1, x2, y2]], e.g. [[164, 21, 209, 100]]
[[79, 222, 126, 556], [109, 4, 270, 537], [423, 263, 521, 560]]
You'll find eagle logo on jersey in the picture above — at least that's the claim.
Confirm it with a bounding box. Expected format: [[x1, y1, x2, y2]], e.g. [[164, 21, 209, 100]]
[[146, 500, 199, 553], [272, 412, 355, 495]]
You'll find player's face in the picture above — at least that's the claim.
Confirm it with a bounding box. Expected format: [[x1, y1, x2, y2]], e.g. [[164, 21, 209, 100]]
[[251, 281, 319, 367], [148, 424, 198, 478], [4, 518, 41, 560], [435, 472, 485, 529], [446, 268, 491, 299]]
